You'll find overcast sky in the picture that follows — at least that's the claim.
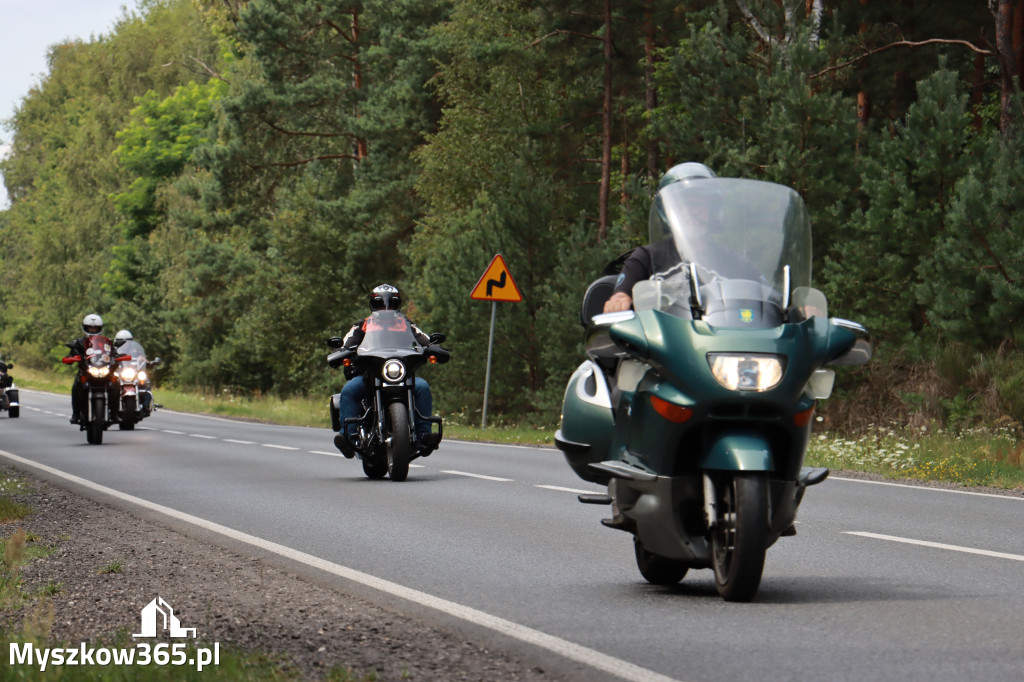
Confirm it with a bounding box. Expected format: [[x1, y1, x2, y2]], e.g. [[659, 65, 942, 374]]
[[0, 0, 135, 208]]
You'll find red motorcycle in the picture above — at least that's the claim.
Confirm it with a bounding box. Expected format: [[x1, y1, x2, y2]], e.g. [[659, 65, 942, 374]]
[[62, 336, 130, 444]]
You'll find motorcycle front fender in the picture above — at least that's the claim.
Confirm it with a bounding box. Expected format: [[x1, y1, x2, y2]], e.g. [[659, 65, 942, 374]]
[[699, 432, 773, 472]]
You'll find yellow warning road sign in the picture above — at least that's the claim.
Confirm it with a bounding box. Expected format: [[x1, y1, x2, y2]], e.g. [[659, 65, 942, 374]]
[[470, 254, 523, 302]]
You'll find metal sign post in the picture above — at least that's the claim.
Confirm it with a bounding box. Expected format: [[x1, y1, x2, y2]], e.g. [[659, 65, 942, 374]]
[[470, 254, 523, 429]]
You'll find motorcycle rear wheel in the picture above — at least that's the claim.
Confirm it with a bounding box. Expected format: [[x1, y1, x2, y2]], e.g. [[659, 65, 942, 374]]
[[711, 472, 768, 602], [7, 406, 18, 418], [634, 537, 689, 585], [386, 402, 411, 482]]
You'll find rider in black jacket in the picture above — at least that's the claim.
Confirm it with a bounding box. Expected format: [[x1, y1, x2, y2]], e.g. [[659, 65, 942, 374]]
[[65, 313, 114, 424], [332, 284, 442, 458]]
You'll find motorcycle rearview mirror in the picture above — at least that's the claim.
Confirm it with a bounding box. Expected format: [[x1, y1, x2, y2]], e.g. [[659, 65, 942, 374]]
[[429, 332, 447, 345], [326, 336, 345, 349], [828, 338, 872, 366], [827, 318, 872, 366], [5, 363, 11, 369], [151, 358, 162, 366]]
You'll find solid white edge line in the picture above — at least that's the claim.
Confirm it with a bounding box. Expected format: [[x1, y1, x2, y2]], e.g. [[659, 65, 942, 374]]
[[0, 448, 679, 682], [442, 470, 514, 482], [845, 531, 1024, 562], [535, 485, 604, 495], [830, 475, 1024, 501]]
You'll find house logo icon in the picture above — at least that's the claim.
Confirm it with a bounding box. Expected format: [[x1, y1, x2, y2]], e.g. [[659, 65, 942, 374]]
[[132, 597, 197, 639]]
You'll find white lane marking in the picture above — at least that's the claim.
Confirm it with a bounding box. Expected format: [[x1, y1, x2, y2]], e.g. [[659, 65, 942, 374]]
[[831, 476, 1024, 501], [262, 444, 299, 451], [0, 448, 679, 682], [189, 434, 216, 439], [442, 470, 513, 482], [310, 450, 345, 457], [224, 439, 255, 445], [162, 430, 186, 435], [536, 485, 604, 495], [846, 532, 1024, 562]]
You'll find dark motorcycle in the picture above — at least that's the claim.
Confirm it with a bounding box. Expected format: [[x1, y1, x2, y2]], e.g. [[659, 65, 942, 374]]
[[327, 310, 450, 481], [555, 177, 871, 601], [62, 336, 130, 444], [113, 339, 161, 430], [0, 358, 18, 418]]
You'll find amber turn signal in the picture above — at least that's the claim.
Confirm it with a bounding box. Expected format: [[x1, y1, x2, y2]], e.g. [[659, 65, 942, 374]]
[[650, 395, 693, 423]]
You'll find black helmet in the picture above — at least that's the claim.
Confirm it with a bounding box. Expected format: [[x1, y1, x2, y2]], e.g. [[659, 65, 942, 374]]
[[369, 284, 402, 311]]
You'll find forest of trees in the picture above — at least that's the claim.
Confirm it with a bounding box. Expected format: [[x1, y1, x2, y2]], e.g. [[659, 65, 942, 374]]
[[1, 0, 1023, 432]]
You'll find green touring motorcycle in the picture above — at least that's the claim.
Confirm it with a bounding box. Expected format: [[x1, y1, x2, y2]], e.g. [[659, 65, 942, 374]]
[[555, 177, 871, 601]]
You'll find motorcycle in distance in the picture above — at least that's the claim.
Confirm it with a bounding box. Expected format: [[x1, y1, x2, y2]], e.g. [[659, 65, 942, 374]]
[[327, 310, 450, 482], [555, 177, 872, 602], [62, 336, 131, 444], [0, 357, 18, 418], [113, 338, 162, 430]]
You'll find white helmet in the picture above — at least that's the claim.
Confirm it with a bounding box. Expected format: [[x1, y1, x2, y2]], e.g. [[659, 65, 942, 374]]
[[114, 329, 133, 348], [658, 162, 717, 190], [82, 314, 103, 336]]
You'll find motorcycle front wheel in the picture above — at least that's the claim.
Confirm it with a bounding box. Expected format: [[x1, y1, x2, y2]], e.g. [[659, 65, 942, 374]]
[[386, 402, 411, 482], [711, 472, 768, 602], [87, 395, 105, 445], [634, 537, 689, 585], [118, 395, 137, 430]]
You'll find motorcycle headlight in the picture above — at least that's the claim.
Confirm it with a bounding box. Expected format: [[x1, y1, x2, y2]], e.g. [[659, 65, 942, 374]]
[[138, 370, 148, 383], [119, 367, 138, 382], [708, 353, 785, 392], [87, 365, 111, 379], [382, 360, 406, 383]]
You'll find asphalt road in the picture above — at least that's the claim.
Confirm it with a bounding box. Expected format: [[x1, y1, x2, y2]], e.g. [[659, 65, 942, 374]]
[[2, 389, 1023, 682]]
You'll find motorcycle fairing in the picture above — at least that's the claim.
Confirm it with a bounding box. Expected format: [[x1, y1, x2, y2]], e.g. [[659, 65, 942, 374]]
[[556, 361, 616, 485]]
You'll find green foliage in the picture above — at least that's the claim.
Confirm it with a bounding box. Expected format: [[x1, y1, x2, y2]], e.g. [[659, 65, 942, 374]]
[[1, 0, 1023, 430], [918, 129, 1024, 349], [824, 66, 977, 344], [113, 78, 227, 236]]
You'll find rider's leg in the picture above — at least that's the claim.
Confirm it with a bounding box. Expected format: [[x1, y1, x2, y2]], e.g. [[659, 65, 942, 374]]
[[70, 379, 84, 424], [338, 378, 366, 439], [412, 378, 433, 439]]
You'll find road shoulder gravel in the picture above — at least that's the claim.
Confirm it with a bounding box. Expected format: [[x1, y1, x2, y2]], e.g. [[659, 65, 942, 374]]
[[0, 463, 560, 681]]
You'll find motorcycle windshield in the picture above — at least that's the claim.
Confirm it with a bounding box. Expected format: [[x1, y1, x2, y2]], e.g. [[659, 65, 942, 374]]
[[117, 340, 147, 361], [648, 178, 811, 324], [357, 311, 423, 358], [84, 335, 114, 365]]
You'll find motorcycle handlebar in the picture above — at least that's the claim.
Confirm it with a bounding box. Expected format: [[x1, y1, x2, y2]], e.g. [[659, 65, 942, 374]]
[[62, 356, 81, 364]]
